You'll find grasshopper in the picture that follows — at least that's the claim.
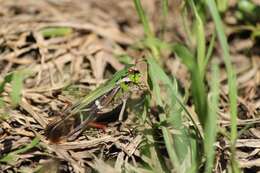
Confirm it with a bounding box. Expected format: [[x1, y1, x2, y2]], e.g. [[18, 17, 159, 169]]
[[45, 63, 145, 143]]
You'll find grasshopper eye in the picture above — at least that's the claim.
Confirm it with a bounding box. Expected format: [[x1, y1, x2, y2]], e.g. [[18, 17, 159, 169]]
[[128, 68, 139, 74]]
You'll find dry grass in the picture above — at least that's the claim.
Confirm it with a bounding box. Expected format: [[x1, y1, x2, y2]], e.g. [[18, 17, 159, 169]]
[[0, 0, 259, 173]]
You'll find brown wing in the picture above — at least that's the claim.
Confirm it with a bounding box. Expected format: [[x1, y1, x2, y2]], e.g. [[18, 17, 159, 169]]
[[45, 86, 121, 142], [44, 116, 76, 143]]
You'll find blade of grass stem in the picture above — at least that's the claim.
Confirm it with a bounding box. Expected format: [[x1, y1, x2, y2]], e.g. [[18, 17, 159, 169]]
[[206, 1, 239, 172], [133, 0, 161, 60], [40, 27, 72, 38], [133, 0, 153, 38], [172, 44, 207, 128], [147, 57, 201, 172], [204, 63, 220, 173], [204, 31, 216, 71], [160, 0, 168, 38], [0, 137, 40, 164], [147, 57, 181, 171], [190, 0, 206, 77], [162, 0, 168, 19], [10, 71, 24, 106]]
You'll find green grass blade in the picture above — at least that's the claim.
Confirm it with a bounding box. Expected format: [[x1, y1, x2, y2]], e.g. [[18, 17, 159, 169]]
[[206, 1, 239, 172], [133, 0, 153, 38], [172, 44, 195, 71], [160, 0, 168, 38], [10, 71, 24, 106], [40, 27, 72, 38], [146, 132, 167, 173], [147, 57, 180, 170], [204, 31, 216, 71], [140, 96, 166, 173], [0, 137, 40, 165], [216, 0, 228, 12], [172, 44, 207, 128], [162, 0, 168, 18], [14, 137, 40, 154], [133, 0, 162, 60], [0, 70, 27, 107], [204, 63, 220, 173], [147, 57, 200, 172], [0, 73, 13, 94], [190, 0, 206, 77], [0, 73, 13, 108]]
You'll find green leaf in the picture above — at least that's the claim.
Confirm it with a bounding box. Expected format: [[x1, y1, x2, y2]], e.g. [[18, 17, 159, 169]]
[[172, 44, 195, 71], [133, 0, 153, 38], [147, 57, 201, 172], [133, 0, 162, 60], [0, 72, 13, 94], [204, 31, 216, 71], [0, 137, 40, 165], [190, 0, 206, 77], [204, 63, 220, 173], [10, 71, 24, 106], [0, 153, 19, 165], [116, 54, 133, 65], [237, 0, 260, 21], [206, 0, 239, 172], [216, 0, 228, 12], [14, 137, 40, 154], [40, 27, 72, 38]]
